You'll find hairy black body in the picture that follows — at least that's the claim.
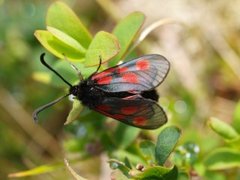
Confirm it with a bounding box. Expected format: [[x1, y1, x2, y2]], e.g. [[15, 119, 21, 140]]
[[70, 79, 159, 109]]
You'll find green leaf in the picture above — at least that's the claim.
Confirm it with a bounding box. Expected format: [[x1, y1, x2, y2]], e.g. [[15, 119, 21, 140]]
[[47, 26, 86, 54], [111, 12, 145, 65], [155, 126, 181, 165], [132, 166, 178, 180], [34, 30, 85, 61], [65, 100, 83, 125], [204, 148, 240, 170], [233, 100, 240, 134], [139, 141, 156, 164], [109, 159, 131, 178], [85, 31, 120, 66], [208, 117, 239, 140], [47, 2, 92, 48], [113, 123, 140, 149]]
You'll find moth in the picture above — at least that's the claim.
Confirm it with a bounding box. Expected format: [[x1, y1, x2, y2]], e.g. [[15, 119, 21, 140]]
[[33, 53, 170, 129]]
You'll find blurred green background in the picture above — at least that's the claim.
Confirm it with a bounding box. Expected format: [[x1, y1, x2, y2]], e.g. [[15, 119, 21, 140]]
[[1, 0, 240, 179]]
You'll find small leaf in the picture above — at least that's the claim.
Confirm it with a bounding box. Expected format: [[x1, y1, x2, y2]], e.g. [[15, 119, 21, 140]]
[[65, 100, 83, 125], [64, 158, 87, 180], [232, 100, 240, 134], [132, 165, 178, 180], [47, 26, 86, 54], [111, 12, 145, 65], [155, 126, 181, 165], [114, 123, 140, 149], [85, 31, 120, 66], [47, 2, 92, 48], [208, 117, 239, 140], [34, 30, 85, 61], [108, 159, 131, 178], [204, 148, 240, 170], [139, 141, 156, 164]]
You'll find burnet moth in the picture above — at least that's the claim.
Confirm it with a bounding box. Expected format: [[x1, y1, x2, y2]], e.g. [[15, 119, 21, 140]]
[[33, 53, 170, 129]]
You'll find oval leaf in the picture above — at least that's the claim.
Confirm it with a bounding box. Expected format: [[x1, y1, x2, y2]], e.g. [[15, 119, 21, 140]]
[[47, 2, 92, 48], [65, 99, 83, 125], [204, 148, 240, 170], [85, 31, 120, 67], [208, 117, 239, 140], [155, 126, 181, 165], [111, 12, 145, 65], [34, 30, 85, 60], [47, 26, 86, 54]]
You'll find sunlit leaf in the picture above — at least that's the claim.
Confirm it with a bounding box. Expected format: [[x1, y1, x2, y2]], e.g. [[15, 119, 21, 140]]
[[85, 31, 120, 67], [34, 30, 85, 61], [65, 99, 83, 125], [208, 117, 239, 140], [111, 12, 145, 65], [47, 1, 92, 48], [47, 26, 86, 54]]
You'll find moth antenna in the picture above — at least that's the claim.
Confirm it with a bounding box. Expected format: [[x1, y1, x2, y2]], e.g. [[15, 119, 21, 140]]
[[62, 54, 84, 81], [40, 53, 73, 87], [33, 93, 70, 123], [90, 55, 102, 77]]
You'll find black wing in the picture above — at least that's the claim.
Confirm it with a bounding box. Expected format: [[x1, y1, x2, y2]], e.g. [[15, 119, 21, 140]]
[[93, 95, 167, 129]]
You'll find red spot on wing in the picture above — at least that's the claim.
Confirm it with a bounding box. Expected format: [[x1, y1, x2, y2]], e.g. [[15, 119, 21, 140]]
[[117, 66, 128, 73], [122, 72, 138, 83], [133, 117, 146, 126], [121, 106, 138, 115], [92, 68, 114, 80], [97, 76, 112, 84], [136, 59, 150, 70], [96, 105, 111, 111], [112, 114, 125, 120]]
